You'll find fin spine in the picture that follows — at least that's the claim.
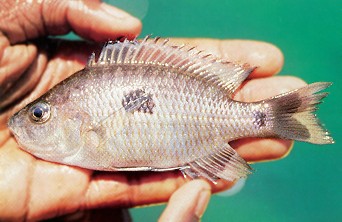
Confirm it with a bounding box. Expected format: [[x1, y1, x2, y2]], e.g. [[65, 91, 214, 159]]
[[87, 36, 255, 95]]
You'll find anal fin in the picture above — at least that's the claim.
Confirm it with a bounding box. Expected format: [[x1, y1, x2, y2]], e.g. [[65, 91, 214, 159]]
[[181, 143, 252, 182]]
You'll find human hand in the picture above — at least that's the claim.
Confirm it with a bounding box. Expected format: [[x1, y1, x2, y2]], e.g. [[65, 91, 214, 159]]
[[40, 179, 213, 222], [0, 0, 306, 221]]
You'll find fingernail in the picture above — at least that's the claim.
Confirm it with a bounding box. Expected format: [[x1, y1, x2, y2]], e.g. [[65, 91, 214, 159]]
[[194, 189, 211, 221], [100, 3, 129, 19]]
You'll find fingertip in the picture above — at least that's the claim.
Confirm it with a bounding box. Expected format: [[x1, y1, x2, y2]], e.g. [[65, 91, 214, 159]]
[[194, 186, 211, 221], [218, 40, 284, 78], [231, 138, 294, 162], [185, 179, 212, 192], [159, 180, 211, 222], [67, 0, 142, 42], [166, 38, 284, 78], [233, 76, 307, 102]]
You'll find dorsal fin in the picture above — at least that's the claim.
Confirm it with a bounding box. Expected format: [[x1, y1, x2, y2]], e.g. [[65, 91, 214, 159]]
[[87, 36, 255, 95]]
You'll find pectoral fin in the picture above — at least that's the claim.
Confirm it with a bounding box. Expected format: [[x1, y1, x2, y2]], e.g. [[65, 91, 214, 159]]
[[181, 143, 252, 182]]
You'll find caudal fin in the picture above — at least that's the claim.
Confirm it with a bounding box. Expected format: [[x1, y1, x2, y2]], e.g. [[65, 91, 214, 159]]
[[267, 82, 334, 144]]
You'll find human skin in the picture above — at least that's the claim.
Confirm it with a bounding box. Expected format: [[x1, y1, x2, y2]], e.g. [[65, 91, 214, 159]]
[[0, 0, 306, 221]]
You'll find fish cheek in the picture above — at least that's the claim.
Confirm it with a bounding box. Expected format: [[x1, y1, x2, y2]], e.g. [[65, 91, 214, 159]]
[[55, 106, 93, 153]]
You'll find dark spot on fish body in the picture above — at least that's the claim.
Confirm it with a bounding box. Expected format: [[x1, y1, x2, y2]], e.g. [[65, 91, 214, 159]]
[[122, 89, 155, 114], [253, 111, 267, 128]]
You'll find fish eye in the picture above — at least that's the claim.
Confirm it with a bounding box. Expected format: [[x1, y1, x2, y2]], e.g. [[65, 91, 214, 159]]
[[29, 101, 51, 123]]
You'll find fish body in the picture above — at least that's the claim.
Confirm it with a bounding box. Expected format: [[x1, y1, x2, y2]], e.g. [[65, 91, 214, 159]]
[[8, 37, 334, 182]]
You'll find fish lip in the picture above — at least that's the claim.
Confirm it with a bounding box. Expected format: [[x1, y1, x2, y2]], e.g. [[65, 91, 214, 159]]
[[7, 118, 14, 132], [7, 108, 25, 131], [7, 112, 15, 127], [7, 116, 19, 138]]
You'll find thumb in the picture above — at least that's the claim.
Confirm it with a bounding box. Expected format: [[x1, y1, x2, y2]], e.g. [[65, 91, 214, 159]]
[[159, 180, 212, 222], [0, 0, 141, 44]]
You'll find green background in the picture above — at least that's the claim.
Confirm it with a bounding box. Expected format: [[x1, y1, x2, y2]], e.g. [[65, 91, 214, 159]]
[[104, 1, 341, 221]]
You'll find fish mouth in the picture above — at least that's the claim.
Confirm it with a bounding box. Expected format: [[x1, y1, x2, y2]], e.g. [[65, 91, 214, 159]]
[[7, 109, 25, 133], [7, 118, 21, 140], [7, 116, 16, 132]]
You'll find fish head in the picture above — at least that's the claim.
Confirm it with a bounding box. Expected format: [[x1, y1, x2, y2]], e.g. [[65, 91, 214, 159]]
[[8, 99, 84, 162]]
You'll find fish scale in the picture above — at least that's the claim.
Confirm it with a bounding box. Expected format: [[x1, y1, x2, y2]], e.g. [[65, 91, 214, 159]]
[[8, 36, 333, 182]]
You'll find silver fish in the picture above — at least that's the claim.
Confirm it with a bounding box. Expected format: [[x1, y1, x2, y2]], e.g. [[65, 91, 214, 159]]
[[8, 36, 334, 182]]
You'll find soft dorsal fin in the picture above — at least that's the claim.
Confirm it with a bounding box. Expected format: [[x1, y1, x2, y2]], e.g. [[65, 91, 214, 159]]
[[87, 36, 255, 95]]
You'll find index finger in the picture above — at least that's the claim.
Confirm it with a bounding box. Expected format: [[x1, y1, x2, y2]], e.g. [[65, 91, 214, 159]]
[[159, 180, 211, 222], [169, 38, 284, 78]]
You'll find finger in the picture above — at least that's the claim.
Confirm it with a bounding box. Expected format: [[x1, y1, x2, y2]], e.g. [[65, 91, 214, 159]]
[[0, 139, 93, 221], [0, 42, 47, 114], [170, 38, 284, 78], [231, 138, 294, 162], [159, 180, 211, 222], [83, 171, 232, 210], [0, 39, 100, 119], [0, 138, 35, 221], [49, 208, 131, 222], [233, 75, 307, 102], [0, 0, 141, 43], [27, 160, 92, 220], [67, 0, 141, 42]]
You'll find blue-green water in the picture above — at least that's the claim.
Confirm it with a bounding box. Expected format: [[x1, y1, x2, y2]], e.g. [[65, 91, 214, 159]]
[[108, 0, 341, 221]]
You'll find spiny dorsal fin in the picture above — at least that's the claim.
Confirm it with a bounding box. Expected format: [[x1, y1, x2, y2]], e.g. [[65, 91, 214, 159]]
[[87, 36, 255, 95]]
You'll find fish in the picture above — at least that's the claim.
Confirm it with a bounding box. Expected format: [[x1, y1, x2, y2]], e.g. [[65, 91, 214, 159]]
[[7, 36, 334, 182]]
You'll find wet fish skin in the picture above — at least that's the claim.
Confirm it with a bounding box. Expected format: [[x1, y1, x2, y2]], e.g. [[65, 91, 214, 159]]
[[7, 37, 334, 182]]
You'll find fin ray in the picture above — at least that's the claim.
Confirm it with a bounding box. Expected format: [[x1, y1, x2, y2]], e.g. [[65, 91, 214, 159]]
[[181, 143, 252, 182], [87, 36, 255, 95], [267, 82, 334, 144]]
